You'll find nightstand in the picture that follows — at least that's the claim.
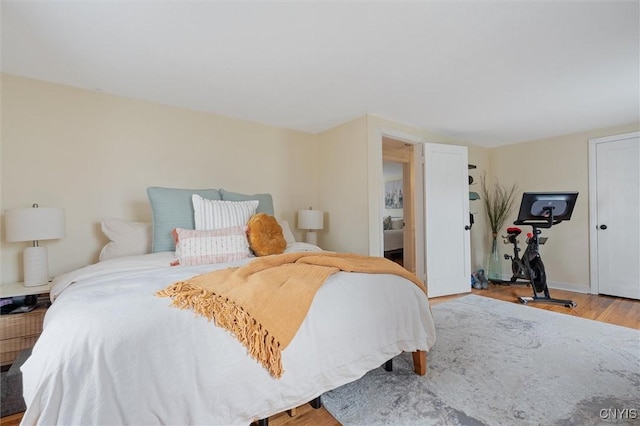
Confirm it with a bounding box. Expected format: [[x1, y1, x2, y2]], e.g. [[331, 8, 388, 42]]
[[0, 282, 50, 368]]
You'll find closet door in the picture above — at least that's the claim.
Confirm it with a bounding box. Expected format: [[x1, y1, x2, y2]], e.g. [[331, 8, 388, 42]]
[[589, 132, 639, 300], [423, 143, 471, 297]]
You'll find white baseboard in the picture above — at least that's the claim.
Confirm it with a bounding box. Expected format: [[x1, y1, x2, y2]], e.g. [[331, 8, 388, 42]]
[[547, 281, 590, 294], [494, 273, 590, 294]]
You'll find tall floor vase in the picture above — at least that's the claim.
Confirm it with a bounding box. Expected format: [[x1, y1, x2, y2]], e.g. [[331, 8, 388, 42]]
[[486, 233, 502, 283]]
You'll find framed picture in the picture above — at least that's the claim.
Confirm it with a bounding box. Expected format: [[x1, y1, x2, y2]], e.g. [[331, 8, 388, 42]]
[[385, 180, 403, 209]]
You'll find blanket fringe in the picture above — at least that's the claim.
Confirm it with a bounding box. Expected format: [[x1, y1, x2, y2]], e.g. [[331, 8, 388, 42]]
[[156, 282, 283, 378]]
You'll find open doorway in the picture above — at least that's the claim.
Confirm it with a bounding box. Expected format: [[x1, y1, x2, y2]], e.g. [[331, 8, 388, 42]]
[[382, 137, 416, 273]]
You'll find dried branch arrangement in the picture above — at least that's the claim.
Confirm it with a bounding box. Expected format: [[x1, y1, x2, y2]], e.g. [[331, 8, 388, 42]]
[[480, 175, 518, 235]]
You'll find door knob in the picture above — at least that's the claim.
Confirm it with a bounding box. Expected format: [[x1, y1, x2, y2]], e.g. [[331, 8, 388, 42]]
[[599, 224, 607, 230]]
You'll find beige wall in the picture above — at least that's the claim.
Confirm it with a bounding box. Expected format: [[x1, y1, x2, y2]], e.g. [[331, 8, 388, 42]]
[[490, 123, 639, 292], [1, 74, 321, 283], [2, 74, 636, 292], [316, 116, 369, 254]]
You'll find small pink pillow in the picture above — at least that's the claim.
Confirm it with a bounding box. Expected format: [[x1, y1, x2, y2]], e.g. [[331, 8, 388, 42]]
[[172, 226, 251, 266]]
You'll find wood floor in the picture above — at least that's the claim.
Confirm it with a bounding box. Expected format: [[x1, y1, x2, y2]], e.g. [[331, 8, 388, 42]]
[[2, 285, 637, 426]]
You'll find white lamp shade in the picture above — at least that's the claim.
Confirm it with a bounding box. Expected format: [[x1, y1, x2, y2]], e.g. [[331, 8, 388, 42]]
[[6, 206, 65, 287], [298, 209, 324, 230], [6, 207, 66, 242]]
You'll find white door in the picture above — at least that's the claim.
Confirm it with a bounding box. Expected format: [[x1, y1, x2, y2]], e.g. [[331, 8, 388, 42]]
[[424, 143, 471, 297], [589, 132, 640, 300]]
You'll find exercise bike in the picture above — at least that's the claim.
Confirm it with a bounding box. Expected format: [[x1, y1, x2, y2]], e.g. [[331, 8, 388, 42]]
[[502, 192, 579, 308]]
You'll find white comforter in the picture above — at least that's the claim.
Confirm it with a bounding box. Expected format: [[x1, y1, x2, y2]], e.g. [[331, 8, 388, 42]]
[[21, 249, 436, 425]]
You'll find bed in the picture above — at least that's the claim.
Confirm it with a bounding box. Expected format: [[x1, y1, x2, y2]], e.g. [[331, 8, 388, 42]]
[[20, 190, 436, 425]]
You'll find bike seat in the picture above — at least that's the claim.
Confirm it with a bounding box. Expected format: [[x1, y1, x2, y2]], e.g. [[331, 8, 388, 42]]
[[507, 227, 522, 236]]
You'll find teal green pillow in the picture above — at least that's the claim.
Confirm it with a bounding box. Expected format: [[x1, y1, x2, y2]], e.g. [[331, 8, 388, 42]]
[[147, 187, 221, 252], [219, 189, 274, 216]]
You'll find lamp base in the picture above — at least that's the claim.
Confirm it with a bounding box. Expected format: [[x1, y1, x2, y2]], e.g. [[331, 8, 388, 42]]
[[305, 231, 318, 246], [23, 246, 49, 287]]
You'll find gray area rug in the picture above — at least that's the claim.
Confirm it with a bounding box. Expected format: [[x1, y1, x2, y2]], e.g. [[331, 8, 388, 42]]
[[323, 294, 640, 425]]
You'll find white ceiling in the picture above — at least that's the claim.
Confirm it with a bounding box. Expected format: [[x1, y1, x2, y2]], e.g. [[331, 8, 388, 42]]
[[2, 1, 638, 147]]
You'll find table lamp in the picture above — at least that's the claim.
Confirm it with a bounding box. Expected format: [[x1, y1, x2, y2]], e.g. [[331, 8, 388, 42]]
[[5, 204, 66, 287], [297, 207, 324, 245]]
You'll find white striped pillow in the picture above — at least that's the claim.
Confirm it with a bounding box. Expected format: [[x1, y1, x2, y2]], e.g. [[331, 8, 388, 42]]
[[172, 227, 251, 266], [192, 195, 259, 230]]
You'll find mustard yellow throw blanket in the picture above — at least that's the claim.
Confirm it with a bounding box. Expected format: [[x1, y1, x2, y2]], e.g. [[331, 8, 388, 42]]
[[156, 252, 426, 378]]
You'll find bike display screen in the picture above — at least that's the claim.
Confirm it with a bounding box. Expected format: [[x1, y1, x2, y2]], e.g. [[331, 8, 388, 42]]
[[515, 192, 579, 224], [530, 200, 569, 217]]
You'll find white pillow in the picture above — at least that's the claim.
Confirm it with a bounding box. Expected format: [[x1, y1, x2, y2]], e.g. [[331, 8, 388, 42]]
[[391, 218, 403, 230], [99, 218, 152, 261], [192, 195, 259, 230], [284, 242, 323, 253], [172, 226, 251, 266], [277, 219, 296, 244]]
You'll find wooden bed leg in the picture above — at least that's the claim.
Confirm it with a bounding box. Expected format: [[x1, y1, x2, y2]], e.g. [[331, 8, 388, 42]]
[[310, 396, 322, 409], [287, 407, 297, 417], [412, 350, 427, 376], [384, 359, 393, 371]]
